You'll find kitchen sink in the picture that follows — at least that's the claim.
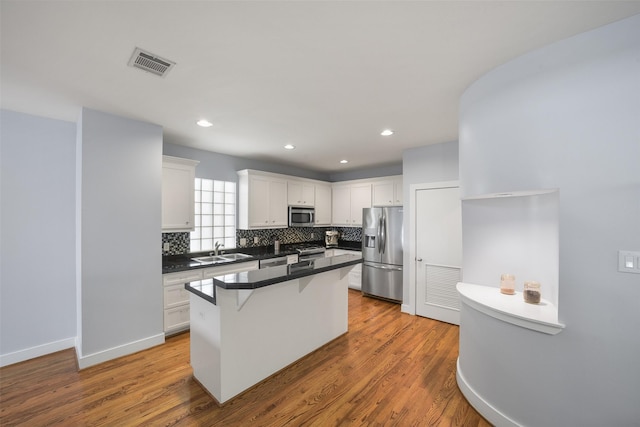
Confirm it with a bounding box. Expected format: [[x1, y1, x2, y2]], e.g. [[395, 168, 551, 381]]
[[191, 255, 228, 264], [191, 253, 253, 264], [220, 253, 253, 261]]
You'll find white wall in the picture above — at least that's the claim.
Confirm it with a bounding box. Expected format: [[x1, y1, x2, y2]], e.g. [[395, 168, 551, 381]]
[[458, 15, 640, 426], [0, 110, 77, 366], [401, 141, 459, 311], [77, 108, 164, 367]]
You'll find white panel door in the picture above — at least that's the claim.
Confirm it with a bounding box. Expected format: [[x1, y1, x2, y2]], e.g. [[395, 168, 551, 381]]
[[415, 186, 462, 324]]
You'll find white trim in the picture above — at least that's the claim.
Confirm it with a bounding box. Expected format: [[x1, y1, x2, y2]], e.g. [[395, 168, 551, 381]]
[[76, 333, 165, 369], [0, 337, 76, 367], [400, 303, 413, 314], [409, 181, 460, 316], [456, 358, 521, 427]]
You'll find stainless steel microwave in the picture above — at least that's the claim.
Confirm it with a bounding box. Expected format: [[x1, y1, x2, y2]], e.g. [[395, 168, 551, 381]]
[[288, 206, 315, 227]]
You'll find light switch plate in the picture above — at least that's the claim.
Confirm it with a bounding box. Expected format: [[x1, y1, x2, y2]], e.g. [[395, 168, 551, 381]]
[[163, 242, 170, 251], [618, 250, 640, 274]]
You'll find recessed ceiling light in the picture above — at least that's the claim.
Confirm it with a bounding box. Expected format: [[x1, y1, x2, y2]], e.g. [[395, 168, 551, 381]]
[[380, 129, 394, 136], [196, 119, 213, 128], [284, 144, 295, 150], [340, 159, 348, 164]]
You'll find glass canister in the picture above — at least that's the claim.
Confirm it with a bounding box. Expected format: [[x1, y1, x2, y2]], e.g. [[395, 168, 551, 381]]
[[500, 274, 516, 295], [524, 281, 541, 304]]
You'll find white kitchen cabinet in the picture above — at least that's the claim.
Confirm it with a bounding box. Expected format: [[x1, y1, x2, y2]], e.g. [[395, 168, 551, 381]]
[[162, 260, 259, 334], [372, 177, 403, 206], [238, 170, 288, 229], [331, 185, 352, 226], [350, 184, 372, 226], [332, 183, 371, 226], [163, 269, 203, 334], [326, 248, 363, 290], [314, 183, 332, 226], [288, 181, 315, 206], [162, 156, 199, 231]]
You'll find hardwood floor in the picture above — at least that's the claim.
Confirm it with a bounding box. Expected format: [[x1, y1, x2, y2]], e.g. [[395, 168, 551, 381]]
[[0, 290, 490, 426]]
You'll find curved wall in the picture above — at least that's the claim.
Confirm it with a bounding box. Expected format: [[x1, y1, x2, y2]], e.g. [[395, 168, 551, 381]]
[[458, 15, 640, 426]]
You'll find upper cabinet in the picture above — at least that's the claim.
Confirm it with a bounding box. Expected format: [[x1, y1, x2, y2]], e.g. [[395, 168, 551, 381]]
[[162, 156, 199, 232], [331, 182, 372, 226], [238, 170, 288, 229], [372, 177, 403, 206], [287, 181, 315, 207], [314, 183, 332, 226]]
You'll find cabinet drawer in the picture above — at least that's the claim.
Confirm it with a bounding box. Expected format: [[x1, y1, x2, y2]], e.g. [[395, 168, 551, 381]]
[[164, 305, 190, 332], [164, 284, 190, 308], [163, 270, 203, 286]]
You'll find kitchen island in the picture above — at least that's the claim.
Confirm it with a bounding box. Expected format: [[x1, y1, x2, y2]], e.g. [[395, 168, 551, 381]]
[[185, 254, 361, 404]]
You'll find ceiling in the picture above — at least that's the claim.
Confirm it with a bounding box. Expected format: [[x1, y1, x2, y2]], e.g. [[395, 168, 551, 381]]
[[2, 1, 640, 173]]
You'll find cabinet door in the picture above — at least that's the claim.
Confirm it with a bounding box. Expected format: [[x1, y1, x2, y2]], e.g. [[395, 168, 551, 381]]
[[314, 184, 332, 226], [164, 305, 190, 332], [162, 160, 196, 231], [164, 284, 191, 308], [269, 179, 288, 226], [301, 184, 315, 206], [287, 181, 303, 206], [394, 179, 403, 205], [248, 176, 270, 227], [373, 181, 394, 206], [350, 184, 372, 226], [331, 185, 351, 226]]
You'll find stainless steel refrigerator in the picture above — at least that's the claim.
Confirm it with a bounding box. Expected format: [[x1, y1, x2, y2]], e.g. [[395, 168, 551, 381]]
[[362, 206, 403, 302]]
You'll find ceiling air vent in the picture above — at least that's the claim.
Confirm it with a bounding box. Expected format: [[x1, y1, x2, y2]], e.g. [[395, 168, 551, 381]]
[[128, 47, 175, 77]]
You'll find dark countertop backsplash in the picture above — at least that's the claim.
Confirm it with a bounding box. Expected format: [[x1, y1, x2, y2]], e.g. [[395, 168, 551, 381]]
[[163, 239, 361, 274]]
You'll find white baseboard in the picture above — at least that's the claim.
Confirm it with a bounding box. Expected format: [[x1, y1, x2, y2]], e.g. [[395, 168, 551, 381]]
[[401, 303, 414, 315], [0, 337, 76, 368], [77, 333, 165, 369], [456, 358, 520, 427]]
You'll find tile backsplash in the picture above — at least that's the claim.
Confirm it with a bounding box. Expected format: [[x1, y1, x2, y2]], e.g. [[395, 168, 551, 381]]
[[236, 227, 362, 248], [161, 232, 190, 256], [162, 227, 362, 256]]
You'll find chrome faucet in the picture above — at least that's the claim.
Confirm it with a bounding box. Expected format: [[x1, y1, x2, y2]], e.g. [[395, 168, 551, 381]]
[[214, 241, 224, 256]]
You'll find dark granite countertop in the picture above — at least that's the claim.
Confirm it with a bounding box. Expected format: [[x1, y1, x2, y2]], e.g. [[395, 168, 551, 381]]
[[162, 240, 361, 274], [185, 254, 362, 304]]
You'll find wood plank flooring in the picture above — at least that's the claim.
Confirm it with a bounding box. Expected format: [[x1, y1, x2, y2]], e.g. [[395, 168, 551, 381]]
[[0, 290, 490, 426]]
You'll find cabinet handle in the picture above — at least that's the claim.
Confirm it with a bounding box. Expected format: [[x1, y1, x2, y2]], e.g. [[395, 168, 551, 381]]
[[416, 258, 423, 262]]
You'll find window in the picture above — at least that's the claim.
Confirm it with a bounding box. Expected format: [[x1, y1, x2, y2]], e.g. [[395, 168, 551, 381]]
[[190, 178, 236, 252]]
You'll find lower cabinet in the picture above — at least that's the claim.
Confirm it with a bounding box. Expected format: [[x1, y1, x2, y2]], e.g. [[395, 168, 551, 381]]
[[163, 269, 204, 334], [326, 249, 362, 290], [162, 260, 260, 334]]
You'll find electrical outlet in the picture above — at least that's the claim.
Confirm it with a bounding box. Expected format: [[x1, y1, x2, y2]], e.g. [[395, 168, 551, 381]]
[[254, 236, 260, 245], [311, 232, 315, 239], [163, 242, 170, 251], [240, 238, 247, 247]]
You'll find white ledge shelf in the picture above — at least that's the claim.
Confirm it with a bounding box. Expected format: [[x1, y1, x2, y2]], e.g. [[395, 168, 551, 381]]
[[457, 282, 565, 335]]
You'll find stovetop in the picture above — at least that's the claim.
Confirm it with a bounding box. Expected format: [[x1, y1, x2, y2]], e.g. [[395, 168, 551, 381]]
[[288, 243, 326, 254]]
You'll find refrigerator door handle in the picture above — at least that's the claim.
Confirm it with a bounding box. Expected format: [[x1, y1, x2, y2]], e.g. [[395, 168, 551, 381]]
[[381, 213, 387, 254], [377, 215, 383, 254], [366, 263, 403, 272]]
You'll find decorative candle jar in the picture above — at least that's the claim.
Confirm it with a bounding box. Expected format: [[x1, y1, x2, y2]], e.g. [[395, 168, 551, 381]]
[[500, 274, 516, 295], [523, 281, 541, 304]]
